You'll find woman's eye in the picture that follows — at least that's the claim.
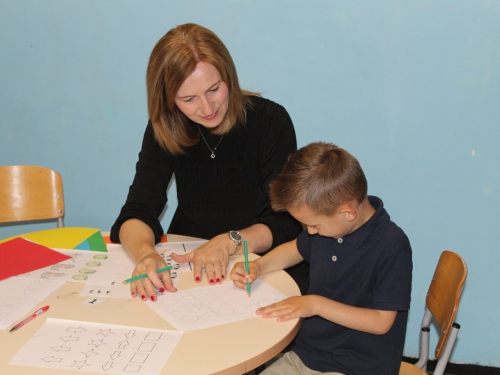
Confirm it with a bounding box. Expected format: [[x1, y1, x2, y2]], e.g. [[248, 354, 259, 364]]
[[209, 86, 219, 93], [183, 97, 194, 103]]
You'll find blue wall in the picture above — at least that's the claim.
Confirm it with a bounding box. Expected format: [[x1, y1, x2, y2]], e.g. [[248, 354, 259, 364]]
[[1, 0, 499, 367]]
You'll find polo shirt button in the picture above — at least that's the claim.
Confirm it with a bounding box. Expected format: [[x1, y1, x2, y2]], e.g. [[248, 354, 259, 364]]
[[332, 255, 337, 261], [337, 238, 343, 243]]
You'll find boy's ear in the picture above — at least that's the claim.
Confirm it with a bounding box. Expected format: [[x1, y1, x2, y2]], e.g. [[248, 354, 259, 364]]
[[340, 205, 357, 222]]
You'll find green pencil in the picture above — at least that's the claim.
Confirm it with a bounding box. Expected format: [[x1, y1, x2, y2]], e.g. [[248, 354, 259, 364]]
[[244, 240, 251, 297], [122, 265, 173, 285]]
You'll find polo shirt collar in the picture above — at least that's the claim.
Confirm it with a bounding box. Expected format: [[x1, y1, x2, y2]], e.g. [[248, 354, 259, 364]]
[[339, 195, 390, 249]]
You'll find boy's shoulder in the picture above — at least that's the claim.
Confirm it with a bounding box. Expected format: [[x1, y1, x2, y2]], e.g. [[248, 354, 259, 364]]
[[363, 196, 411, 251]]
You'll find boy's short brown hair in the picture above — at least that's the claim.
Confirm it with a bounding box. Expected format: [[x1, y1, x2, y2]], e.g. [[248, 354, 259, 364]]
[[269, 142, 368, 215]]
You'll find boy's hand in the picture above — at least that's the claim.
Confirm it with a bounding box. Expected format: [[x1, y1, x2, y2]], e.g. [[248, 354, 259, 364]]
[[256, 296, 318, 322], [230, 260, 260, 289]]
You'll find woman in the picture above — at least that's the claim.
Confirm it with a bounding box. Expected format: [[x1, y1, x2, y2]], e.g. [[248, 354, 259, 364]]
[[110, 23, 306, 301]]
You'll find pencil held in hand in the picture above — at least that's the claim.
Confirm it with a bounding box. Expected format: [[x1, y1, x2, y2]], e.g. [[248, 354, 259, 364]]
[[122, 266, 173, 284], [244, 240, 251, 297]]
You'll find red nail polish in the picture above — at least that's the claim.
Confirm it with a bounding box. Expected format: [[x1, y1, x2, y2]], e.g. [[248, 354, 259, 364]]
[[216, 278, 220, 283], [141, 295, 146, 301], [221, 275, 225, 280], [151, 295, 156, 302], [195, 277, 200, 282], [159, 288, 165, 293], [209, 279, 214, 284]]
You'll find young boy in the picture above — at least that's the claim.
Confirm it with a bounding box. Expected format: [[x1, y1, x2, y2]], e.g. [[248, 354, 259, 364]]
[[230, 142, 412, 375]]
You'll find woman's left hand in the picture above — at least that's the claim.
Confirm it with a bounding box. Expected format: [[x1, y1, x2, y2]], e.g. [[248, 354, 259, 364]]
[[171, 233, 235, 284]]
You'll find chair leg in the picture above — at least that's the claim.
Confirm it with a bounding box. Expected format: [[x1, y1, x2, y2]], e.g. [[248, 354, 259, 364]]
[[433, 323, 460, 375], [415, 309, 432, 370]]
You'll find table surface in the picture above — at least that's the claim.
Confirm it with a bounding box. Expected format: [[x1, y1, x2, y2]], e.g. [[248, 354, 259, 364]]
[[0, 234, 301, 375]]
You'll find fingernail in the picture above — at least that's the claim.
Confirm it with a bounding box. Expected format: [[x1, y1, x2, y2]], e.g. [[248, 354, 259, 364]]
[[141, 295, 146, 301], [131, 292, 136, 297], [195, 277, 200, 282], [151, 295, 156, 302], [209, 279, 214, 284], [221, 275, 225, 280], [216, 278, 221, 283], [159, 288, 165, 293]]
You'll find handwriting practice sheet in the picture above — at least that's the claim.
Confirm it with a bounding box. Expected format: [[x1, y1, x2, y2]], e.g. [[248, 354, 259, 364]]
[[9, 318, 183, 375], [146, 279, 288, 331], [0, 277, 64, 330]]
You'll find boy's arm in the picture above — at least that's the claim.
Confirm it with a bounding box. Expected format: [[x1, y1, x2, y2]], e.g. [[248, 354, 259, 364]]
[[258, 295, 397, 335], [230, 239, 303, 288], [256, 239, 303, 274], [315, 297, 397, 335]]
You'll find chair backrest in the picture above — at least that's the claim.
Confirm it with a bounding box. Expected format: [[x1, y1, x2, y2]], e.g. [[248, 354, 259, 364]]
[[0, 165, 65, 227], [426, 250, 467, 358]]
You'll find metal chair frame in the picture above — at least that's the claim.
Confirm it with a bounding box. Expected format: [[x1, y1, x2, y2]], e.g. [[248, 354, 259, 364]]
[[400, 250, 467, 375]]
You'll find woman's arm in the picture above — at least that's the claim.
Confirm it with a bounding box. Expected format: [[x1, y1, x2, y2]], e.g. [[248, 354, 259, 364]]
[[110, 122, 173, 244], [254, 99, 303, 248]]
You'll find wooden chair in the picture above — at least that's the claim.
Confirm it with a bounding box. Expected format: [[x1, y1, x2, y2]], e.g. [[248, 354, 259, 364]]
[[0, 165, 65, 227], [400, 251, 468, 375]]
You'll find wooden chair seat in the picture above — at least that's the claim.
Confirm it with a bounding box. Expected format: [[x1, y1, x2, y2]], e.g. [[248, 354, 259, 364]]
[[400, 361, 427, 375]]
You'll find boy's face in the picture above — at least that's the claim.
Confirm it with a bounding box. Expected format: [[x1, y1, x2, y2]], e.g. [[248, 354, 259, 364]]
[[289, 204, 355, 239]]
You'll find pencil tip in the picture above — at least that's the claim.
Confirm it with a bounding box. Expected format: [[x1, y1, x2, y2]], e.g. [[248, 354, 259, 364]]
[[247, 293, 251, 297]]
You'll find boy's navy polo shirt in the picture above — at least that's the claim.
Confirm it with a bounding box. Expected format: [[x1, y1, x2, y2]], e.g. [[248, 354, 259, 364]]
[[292, 196, 412, 375]]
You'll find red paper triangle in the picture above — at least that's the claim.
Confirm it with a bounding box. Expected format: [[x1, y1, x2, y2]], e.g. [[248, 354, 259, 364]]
[[0, 237, 72, 281]]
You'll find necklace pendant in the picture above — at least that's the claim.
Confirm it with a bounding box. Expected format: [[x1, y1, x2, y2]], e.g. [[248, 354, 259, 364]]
[[211, 152, 215, 159]]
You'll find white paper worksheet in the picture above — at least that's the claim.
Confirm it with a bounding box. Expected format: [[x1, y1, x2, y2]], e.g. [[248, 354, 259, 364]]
[[79, 242, 201, 298], [9, 318, 183, 375], [146, 278, 288, 331], [0, 277, 64, 330], [15, 249, 135, 284]]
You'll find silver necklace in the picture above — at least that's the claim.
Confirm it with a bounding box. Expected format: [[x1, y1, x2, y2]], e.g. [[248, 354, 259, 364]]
[[198, 126, 224, 159]]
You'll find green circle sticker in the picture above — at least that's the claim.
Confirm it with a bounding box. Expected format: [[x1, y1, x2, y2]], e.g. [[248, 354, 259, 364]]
[[79, 268, 96, 274]]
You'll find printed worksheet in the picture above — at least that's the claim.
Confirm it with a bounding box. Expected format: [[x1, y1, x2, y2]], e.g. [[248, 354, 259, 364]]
[[106, 240, 206, 272], [79, 244, 196, 298], [146, 279, 288, 331], [9, 318, 183, 375], [0, 277, 64, 330], [15, 249, 135, 284]]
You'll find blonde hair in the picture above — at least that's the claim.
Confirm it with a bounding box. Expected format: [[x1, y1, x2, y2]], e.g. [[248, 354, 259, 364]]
[[270, 142, 368, 215], [146, 23, 251, 155]]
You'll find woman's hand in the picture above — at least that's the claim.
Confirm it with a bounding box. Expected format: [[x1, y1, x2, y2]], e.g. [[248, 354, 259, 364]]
[[171, 233, 235, 284], [230, 260, 260, 289], [129, 252, 177, 301], [256, 296, 318, 322]]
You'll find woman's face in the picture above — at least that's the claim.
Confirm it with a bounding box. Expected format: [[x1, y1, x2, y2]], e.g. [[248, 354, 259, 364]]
[[174, 61, 229, 129]]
